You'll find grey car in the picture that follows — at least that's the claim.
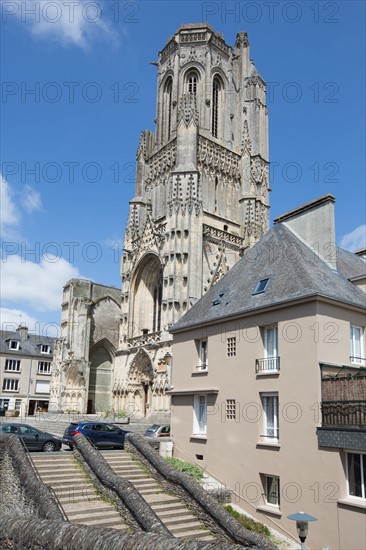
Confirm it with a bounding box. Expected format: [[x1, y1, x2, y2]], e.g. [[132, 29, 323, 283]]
[[144, 424, 170, 437], [0, 423, 62, 452]]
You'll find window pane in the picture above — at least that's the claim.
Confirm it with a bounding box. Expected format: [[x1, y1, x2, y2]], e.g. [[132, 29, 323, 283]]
[[199, 396, 206, 432], [351, 326, 362, 360], [348, 453, 362, 497], [266, 476, 280, 506], [265, 327, 278, 357]]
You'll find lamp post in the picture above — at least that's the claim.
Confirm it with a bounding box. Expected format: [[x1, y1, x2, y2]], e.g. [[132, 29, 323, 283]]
[[287, 512, 317, 550]]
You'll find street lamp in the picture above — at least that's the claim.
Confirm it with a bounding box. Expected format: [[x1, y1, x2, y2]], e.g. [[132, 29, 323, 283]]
[[287, 512, 317, 550]]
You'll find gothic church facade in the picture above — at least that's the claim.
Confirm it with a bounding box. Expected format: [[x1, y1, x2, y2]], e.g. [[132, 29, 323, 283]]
[[50, 24, 270, 418]]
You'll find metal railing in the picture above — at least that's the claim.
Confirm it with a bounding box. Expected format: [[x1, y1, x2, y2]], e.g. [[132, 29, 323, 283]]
[[255, 357, 280, 373], [321, 400, 366, 429]]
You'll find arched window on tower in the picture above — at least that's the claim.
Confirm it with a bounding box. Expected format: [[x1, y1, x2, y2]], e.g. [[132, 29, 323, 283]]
[[214, 177, 218, 212], [186, 71, 198, 97], [153, 273, 163, 333], [132, 254, 163, 336], [163, 78, 173, 141], [212, 76, 222, 139]]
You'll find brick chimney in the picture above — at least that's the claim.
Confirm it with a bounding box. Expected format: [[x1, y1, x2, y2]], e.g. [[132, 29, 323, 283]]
[[274, 195, 337, 270]]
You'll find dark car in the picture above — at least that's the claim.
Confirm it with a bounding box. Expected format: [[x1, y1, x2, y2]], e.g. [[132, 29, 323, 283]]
[[0, 423, 62, 452], [144, 424, 170, 438], [63, 421, 129, 450]]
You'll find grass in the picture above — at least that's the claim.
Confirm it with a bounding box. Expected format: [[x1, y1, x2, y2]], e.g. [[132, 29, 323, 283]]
[[165, 457, 204, 481], [224, 504, 271, 536]]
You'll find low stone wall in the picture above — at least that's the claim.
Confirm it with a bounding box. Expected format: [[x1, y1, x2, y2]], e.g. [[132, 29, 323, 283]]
[[0, 515, 250, 550], [126, 433, 277, 550], [0, 434, 63, 521]]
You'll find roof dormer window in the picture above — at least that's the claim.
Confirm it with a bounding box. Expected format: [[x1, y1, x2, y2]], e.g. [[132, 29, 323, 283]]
[[9, 340, 19, 351], [40, 344, 51, 354]]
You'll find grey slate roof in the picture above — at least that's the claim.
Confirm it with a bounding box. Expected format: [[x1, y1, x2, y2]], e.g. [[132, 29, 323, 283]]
[[171, 225, 366, 333], [0, 331, 56, 358]]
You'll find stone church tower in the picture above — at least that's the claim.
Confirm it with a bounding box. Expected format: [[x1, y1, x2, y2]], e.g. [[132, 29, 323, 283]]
[[50, 23, 269, 419]]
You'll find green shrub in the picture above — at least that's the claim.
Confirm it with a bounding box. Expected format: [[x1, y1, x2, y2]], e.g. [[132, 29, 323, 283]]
[[224, 504, 271, 536], [165, 457, 204, 481]]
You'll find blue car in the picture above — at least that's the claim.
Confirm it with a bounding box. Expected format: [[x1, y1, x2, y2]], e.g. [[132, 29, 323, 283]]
[[63, 421, 129, 450]]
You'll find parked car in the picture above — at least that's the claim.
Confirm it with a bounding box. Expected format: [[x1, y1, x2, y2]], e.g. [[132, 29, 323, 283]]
[[144, 424, 170, 438], [0, 423, 62, 452], [63, 421, 130, 450]]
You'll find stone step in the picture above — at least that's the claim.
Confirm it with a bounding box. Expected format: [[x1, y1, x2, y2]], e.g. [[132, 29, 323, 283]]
[[58, 495, 99, 505], [35, 471, 86, 480], [161, 515, 200, 528], [154, 508, 193, 519], [67, 506, 119, 519], [70, 517, 127, 529], [172, 526, 212, 538]]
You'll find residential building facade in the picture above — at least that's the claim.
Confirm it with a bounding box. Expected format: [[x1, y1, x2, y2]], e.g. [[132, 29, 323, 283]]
[[50, 23, 270, 417], [170, 195, 366, 549], [0, 325, 56, 416]]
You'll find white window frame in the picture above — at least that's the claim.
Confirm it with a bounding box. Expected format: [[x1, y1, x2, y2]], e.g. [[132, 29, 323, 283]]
[[346, 452, 366, 500], [40, 344, 51, 354], [263, 475, 280, 507], [197, 339, 208, 370], [9, 340, 19, 350], [2, 378, 20, 392], [193, 395, 207, 435], [37, 361, 51, 375], [261, 393, 279, 441], [350, 325, 364, 365], [5, 359, 21, 372]]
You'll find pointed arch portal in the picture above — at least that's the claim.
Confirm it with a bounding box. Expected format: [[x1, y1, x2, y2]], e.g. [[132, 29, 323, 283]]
[[87, 343, 113, 414], [128, 349, 154, 417]]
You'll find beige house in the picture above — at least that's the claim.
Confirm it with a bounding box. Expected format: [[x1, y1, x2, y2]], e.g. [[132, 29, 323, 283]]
[[0, 325, 56, 416], [170, 195, 366, 550]]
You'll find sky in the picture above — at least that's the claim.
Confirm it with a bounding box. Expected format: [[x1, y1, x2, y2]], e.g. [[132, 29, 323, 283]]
[[1, 0, 365, 337]]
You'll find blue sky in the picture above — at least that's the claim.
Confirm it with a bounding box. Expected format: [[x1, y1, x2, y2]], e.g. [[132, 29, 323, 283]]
[[1, 0, 365, 336]]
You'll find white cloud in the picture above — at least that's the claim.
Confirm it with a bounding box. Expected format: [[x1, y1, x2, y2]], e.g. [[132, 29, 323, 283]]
[[340, 225, 366, 252], [11, 0, 119, 50], [0, 174, 20, 238], [1, 254, 82, 311], [21, 184, 42, 214], [0, 307, 60, 337]]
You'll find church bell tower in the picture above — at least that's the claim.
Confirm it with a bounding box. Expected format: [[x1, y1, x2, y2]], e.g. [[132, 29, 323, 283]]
[[113, 24, 270, 420]]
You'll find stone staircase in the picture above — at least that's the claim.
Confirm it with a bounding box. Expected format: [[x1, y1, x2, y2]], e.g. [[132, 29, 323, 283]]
[[101, 450, 215, 541], [31, 453, 129, 531]]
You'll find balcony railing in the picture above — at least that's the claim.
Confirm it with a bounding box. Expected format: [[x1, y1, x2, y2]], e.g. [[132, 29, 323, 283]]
[[127, 331, 162, 348], [256, 357, 280, 373], [321, 400, 366, 429], [349, 356, 366, 365]]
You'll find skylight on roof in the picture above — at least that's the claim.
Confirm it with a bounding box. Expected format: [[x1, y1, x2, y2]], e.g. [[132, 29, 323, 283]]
[[253, 278, 270, 295]]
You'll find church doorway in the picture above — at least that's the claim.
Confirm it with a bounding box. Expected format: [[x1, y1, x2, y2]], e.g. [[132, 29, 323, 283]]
[[128, 349, 154, 418], [87, 344, 112, 414]]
